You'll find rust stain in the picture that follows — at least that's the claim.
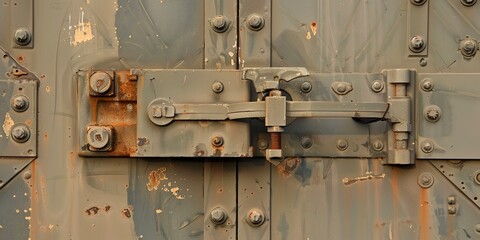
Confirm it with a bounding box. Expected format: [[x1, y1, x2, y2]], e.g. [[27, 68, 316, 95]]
[[121, 208, 131, 218], [24, 119, 32, 126], [146, 167, 168, 191], [17, 55, 24, 63], [105, 206, 111, 212], [419, 188, 429, 240], [2, 112, 14, 138], [311, 22, 317, 36], [85, 206, 100, 215], [277, 157, 300, 177]]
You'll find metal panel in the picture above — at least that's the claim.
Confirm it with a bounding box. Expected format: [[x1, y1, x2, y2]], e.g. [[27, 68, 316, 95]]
[[406, 0, 429, 56], [417, 73, 480, 159], [10, 0, 34, 49]]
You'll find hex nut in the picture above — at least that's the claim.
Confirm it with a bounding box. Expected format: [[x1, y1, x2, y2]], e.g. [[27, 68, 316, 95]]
[[460, 37, 478, 57], [210, 207, 227, 225], [11, 124, 30, 143], [89, 71, 113, 94], [336, 139, 348, 151], [211, 136, 224, 147], [246, 14, 265, 31], [211, 81, 224, 93], [11, 95, 29, 112], [409, 36, 426, 53], [417, 172, 434, 188], [14, 28, 31, 46], [246, 209, 265, 227], [211, 15, 229, 33]]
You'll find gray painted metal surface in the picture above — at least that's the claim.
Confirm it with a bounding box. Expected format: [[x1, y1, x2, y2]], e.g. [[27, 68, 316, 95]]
[[0, 0, 480, 239]]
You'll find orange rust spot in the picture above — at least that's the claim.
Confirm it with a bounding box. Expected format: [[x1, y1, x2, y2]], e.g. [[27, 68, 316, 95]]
[[17, 55, 24, 63], [85, 206, 100, 215], [105, 205, 111, 212], [121, 208, 131, 218], [310, 22, 317, 36], [24, 119, 32, 126], [146, 167, 168, 191]]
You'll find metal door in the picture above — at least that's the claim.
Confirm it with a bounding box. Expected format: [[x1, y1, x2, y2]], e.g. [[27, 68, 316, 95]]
[[0, 0, 480, 239]]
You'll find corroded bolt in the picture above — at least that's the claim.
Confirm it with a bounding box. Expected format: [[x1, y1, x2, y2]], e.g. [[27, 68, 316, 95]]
[[336, 139, 348, 151], [300, 136, 313, 149], [421, 140, 434, 153], [11, 95, 29, 112], [410, 36, 425, 52], [447, 205, 456, 214], [87, 126, 110, 149], [23, 171, 32, 180], [372, 141, 384, 151], [14, 28, 31, 46], [246, 14, 265, 31], [212, 136, 224, 147], [463, 40, 477, 54], [89, 71, 112, 94], [447, 195, 456, 205], [300, 82, 312, 93], [11, 125, 30, 143], [336, 83, 347, 94], [417, 172, 434, 188], [211, 81, 224, 93], [247, 209, 265, 226], [371, 80, 384, 93], [424, 106, 441, 122], [210, 207, 227, 225], [211, 15, 229, 33]]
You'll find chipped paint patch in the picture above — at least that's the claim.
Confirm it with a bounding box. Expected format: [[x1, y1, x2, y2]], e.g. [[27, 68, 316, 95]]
[[71, 22, 94, 46], [146, 167, 168, 191], [311, 22, 317, 36], [170, 187, 185, 199], [2, 112, 14, 138], [155, 209, 162, 214]]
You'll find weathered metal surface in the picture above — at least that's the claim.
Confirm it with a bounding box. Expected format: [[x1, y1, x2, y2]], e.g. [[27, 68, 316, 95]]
[[1, 0, 480, 240]]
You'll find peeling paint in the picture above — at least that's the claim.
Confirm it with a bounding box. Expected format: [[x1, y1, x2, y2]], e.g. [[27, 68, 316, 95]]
[[2, 112, 14, 138], [71, 22, 94, 46], [146, 167, 168, 191]]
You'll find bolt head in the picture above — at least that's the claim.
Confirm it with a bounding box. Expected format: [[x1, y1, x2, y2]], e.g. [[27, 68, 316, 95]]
[[372, 141, 384, 151], [11, 95, 29, 112], [246, 14, 265, 31], [418, 172, 434, 188], [87, 126, 110, 149], [371, 80, 384, 93], [89, 71, 112, 94], [336, 139, 348, 151], [211, 16, 229, 33], [11, 125, 30, 143], [421, 140, 434, 153], [257, 139, 269, 150], [247, 209, 265, 226], [300, 82, 312, 93], [300, 136, 313, 149], [424, 105, 442, 122], [14, 28, 31, 46], [410, 36, 426, 52], [210, 207, 227, 225], [211, 81, 224, 93], [420, 79, 433, 92]]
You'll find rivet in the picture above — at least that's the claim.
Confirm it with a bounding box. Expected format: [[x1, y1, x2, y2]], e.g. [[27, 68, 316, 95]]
[[211, 15, 229, 33], [257, 139, 269, 150], [461, 0, 477, 6], [212, 136, 224, 147], [419, 58, 428, 67], [372, 140, 384, 151], [23, 171, 32, 180], [420, 78, 433, 92], [475, 224, 480, 233], [474, 170, 480, 185], [336, 139, 348, 151], [246, 209, 265, 226], [421, 140, 434, 153], [336, 83, 347, 94], [371, 80, 384, 93], [300, 82, 312, 93], [87, 126, 110, 149], [410, 35, 426, 53], [300, 136, 313, 149], [11, 124, 30, 143], [424, 105, 442, 122], [418, 172, 434, 188], [11, 95, 29, 112], [460, 37, 478, 57], [211, 81, 224, 93], [411, 0, 427, 5]]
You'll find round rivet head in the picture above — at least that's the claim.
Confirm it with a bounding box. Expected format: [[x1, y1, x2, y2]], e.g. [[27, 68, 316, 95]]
[[212, 81, 224, 93], [460, 38, 478, 57], [419, 58, 428, 67], [14, 28, 31, 46], [212, 136, 224, 147], [89, 71, 112, 94], [300, 136, 313, 149], [11, 124, 30, 143], [247, 209, 265, 227], [23, 171, 32, 180], [417, 172, 434, 188], [411, 0, 427, 5], [11, 95, 29, 112], [421, 140, 434, 153], [246, 14, 265, 31], [87, 126, 110, 149], [210, 207, 227, 225], [336, 139, 348, 151], [410, 35, 426, 53], [461, 0, 477, 6], [420, 78, 433, 92], [474, 170, 480, 185], [371, 80, 384, 93], [372, 140, 384, 151], [300, 82, 312, 93]]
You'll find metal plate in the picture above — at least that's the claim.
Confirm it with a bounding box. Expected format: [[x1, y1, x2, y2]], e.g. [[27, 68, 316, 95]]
[[417, 73, 480, 159], [135, 69, 251, 157], [0, 80, 37, 157]]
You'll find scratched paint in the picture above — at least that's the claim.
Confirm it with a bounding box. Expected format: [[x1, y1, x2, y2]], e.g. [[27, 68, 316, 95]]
[[2, 112, 13, 138]]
